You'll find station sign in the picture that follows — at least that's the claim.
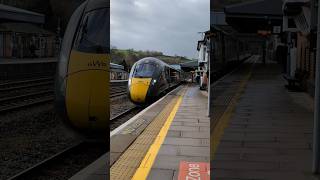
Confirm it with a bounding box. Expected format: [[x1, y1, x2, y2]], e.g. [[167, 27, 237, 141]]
[[178, 161, 210, 180]]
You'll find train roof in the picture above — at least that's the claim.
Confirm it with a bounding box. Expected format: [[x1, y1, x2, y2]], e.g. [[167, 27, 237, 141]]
[[135, 57, 182, 72], [110, 63, 124, 70]]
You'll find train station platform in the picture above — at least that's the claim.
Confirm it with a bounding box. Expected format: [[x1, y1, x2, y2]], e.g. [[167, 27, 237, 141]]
[[211, 56, 316, 180], [69, 84, 210, 180], [0, 57, 57, 64], [0, 57, 57, 80], [109, 84, 210, 179]]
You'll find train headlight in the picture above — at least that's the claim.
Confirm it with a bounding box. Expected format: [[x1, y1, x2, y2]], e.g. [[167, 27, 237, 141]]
[[128, 78, 132, 86], [152, 79, 157, 85]]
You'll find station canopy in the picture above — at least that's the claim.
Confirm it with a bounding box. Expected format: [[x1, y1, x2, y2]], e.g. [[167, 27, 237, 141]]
[[0, 23, 54, 35], [224, 0, 283, 33], [0, 4, 44, 24], [180, 60, 198, 72]]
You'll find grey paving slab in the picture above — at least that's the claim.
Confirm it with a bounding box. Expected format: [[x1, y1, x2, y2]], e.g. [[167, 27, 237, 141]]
[[148, 85, 210, 180], [169, 125, 199, 132], [179, 146, 209, 157], [212, 62, 315, 180], [167, 130, 182, 137], [181, 131, 209, 138], [158, 145, 180, 156], [152, 155, 209, 170], [164, 136, 208, 147], [212, 169, 315, 180], [199, 126, 210, 132], [147, 169, 175, 180]]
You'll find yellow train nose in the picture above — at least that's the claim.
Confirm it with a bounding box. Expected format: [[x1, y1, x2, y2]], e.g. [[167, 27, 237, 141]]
[[66, 70, 108, 131], [130, 78, 152, 103], [65, 51, 109, 131]]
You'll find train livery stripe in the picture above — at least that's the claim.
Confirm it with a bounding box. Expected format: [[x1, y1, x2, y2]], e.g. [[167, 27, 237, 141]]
[[131, 89, 185, 180]]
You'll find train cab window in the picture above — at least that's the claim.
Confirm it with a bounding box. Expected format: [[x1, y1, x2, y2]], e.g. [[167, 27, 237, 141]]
[[74, 8, 109, 54], [133, 63, 157, 78]]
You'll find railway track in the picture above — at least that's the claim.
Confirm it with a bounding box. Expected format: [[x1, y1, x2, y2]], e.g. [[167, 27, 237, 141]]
[[0, 77, 54, 92], [111, 106, 139, 121], [8, 141, 107, 180], [0, 78, 128, 113], [0, 90, 54, 113], [110, 90, 127, 98], [110, 106, 142, 131], [110, 80, 128, 98], [110, 83, 183, 131]]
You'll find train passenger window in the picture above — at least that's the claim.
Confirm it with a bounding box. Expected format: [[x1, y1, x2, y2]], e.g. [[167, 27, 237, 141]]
[[74, 8, 109, 54], [133, 63, 156, 77]]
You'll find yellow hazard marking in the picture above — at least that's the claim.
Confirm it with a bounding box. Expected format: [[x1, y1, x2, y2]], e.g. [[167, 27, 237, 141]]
[[131, 91, 185, 180], [66, 50, 109, 130], [130, 78, 152, 103], [210, 66, 253, 160]]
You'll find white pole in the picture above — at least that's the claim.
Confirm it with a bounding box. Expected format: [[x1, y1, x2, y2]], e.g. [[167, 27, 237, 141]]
[[208, 37, 211, 117], [313, 0, 320, 173]]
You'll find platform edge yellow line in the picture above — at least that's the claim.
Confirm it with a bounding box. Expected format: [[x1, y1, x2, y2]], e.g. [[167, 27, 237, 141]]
[[210, 60, 256, 160], [131, 94, 184, 180]]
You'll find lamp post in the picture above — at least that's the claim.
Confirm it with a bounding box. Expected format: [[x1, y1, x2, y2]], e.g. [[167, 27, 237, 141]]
[[313, 0, 320, 174]]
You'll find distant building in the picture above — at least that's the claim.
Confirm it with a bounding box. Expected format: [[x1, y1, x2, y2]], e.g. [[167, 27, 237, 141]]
[[110, 63, 128, 80], [0, 4, 57, 58], [282, 0, 316, 95], [171, 64, 181, 71], [196, 32, 211, 90]]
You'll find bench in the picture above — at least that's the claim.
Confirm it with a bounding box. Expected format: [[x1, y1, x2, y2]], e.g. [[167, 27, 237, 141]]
[[283, 70, 308, 91]]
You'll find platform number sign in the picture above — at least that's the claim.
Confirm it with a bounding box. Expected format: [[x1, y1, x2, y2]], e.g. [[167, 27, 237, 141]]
[[178, 161, 210, 180]]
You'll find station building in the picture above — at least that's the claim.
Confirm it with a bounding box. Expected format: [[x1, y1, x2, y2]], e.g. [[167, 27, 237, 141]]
[[0, 4, 57, 58], [110, 63, 128, 80], [196, 31, 212, 90], [282, 0, 317, 96]]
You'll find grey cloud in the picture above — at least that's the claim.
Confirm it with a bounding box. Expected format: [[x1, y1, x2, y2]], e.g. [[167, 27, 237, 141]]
[[111, 0, 209, 59]]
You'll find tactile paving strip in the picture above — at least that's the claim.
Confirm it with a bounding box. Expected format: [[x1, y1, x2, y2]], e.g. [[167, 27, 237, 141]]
[[110, 90, 183, 180]]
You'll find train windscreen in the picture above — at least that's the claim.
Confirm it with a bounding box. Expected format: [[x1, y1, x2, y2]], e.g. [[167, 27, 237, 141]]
[[74, 8, 109, 54], [133, 63, 157, 78]]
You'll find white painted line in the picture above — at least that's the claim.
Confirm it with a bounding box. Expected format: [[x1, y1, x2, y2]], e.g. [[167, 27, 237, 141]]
[[110, 86, 182, 137]]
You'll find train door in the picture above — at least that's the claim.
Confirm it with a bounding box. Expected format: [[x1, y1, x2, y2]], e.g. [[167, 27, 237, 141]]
[[170, 70, 177, 85], [165, 67, 171, 85], [159, 69, 167, 92]]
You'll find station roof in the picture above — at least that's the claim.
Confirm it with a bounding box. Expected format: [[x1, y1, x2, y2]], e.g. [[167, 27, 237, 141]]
[[283, 0, 310, 16], [224, 0, 283, 33], [0, 23, 54, 35], [225, 0, 283, 17], [211, 11, 227, 26], [180, 60, 198, 71], [110, 63, 124, 70], [171, 64, 181, 71], [0, 4, 45, 24]]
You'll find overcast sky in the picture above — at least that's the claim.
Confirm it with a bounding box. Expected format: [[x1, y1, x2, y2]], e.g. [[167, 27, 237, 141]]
[[111, 0, 209, 59]]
